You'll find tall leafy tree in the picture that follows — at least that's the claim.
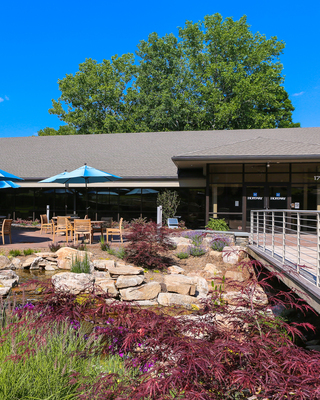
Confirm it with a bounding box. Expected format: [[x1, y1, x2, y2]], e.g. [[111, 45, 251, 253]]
[[39, 14, 299, 135]]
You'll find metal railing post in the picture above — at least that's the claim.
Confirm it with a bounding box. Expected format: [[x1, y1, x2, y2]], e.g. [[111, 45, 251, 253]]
[[250, 210, 254, 244], [272, 211, 275, 257], [282, 211, 286, 264], [317, 213, 320, 287], [263, 211, 266, 251], [257, 211, 259, 247], [297, 212, 301, 274]]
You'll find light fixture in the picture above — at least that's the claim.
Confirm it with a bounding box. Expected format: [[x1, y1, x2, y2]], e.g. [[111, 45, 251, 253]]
[[267, 163, 270, 168]]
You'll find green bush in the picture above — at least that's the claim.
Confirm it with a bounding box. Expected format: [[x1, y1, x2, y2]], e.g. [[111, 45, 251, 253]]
[[116, 247, 126, 259], [71, 253, 91, 274], [157, 189, 180, 223], [206, 218, 229, 231], [175, 251, 189, 259], [23, 248, 34, 256], [99, 235, 110, 252], [9, 249, 22, 257]]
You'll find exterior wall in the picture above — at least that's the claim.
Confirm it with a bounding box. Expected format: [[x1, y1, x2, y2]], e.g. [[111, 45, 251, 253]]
[[207, 162, 320, 231]]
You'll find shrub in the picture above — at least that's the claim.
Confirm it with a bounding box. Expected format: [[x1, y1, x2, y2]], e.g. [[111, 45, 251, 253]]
[[48, 242, 61, 252], [157, 189, 180, 223], [71, 253, 91, 274], [210, 234, 232, 251], [116, 247, 126, 259], [182, 230, 205, 246], [23, 248, 34, 256], [107, 248, 116, 256], [125, 221, 173, 269], [176, 251, 189, 259], [130, 216, 147, 226], [9, 249, 22, 257], [206, 217, 229, 231], [29, 262, 320, 400], [189, 245, 206, 257], [99, 235, 110, 252]]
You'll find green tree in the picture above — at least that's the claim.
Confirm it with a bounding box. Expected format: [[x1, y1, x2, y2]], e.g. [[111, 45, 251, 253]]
[[39, 54, 137, 136], [157, 190, 180, 223], [39, 14, 299, 135]]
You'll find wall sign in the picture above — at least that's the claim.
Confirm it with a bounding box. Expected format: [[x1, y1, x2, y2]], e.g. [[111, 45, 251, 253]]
[[270, 197, 286, 200], [247, 197, 263, 200]]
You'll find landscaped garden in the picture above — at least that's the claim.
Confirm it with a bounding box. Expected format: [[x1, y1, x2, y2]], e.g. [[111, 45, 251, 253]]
[[1, 222, 320, 399]]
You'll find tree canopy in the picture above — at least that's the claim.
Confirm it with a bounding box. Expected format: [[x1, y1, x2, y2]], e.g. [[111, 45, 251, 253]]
[[38, 14, 299, 136]]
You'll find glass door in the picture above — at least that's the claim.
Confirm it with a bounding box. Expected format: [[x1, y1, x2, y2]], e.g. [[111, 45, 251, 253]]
[[269, 186, 288, 210], [246, 186, 265, 227]]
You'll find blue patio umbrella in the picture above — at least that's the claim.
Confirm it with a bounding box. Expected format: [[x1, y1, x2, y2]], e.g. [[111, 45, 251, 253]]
[[0, 180, 21, 189], [0, 169, 23, 182], [39, 164, 122, 213]]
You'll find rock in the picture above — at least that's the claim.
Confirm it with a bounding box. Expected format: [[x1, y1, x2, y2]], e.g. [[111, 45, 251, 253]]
[[94, 278, 119, 297], [36, 252, 58, 258], [157, 293, 200, 309], [187, 270, 219, 282], [209, 250, 223, 261], [56, 248, 92, 270], [116, 275, 145, 289], [93, 271, 112, 279], [10, 258, 22, 269], [167, 265, 185, 274], [170, 237, 192, 246], [0, 270, 19, 296], [222, 246, 246, 265], [0, 256, 11, 270], [222, 286, 268, 306], [30, 257, 43, 270], [225, 270, 245, 282], [164, 275, 196, 296], [175, 244, 190, 253], [108, 265, 144, 276], [93, 259, 115, 271], [120, 282, 161, 301], [190, 276, 209, 298], [52, 272, 95, 294], [44, 263, 59, 271], [22, 257, 37, 268], [204, 263, 222, 275]]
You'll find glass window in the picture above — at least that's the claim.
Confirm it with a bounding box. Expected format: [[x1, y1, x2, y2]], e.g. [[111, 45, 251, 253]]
[[291, 163, 320, 173], [291, 174, 316, 183], [267, 163, 289, 173], [244, 173, 266, 182], [244, 164, 266, 173], [210, 174, 242, 183], [267, 173, 290, 183]]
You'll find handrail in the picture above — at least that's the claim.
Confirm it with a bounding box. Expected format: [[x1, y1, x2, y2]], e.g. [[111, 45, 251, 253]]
[[250, 209, 320, 288]]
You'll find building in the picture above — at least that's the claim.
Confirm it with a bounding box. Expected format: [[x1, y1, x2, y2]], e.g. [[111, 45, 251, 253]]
[[1, 127, 320, 230]]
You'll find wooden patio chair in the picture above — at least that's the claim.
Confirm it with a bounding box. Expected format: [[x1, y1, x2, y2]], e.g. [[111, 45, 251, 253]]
[[1, 219, 12, 245], [106, 217, 123, 244], [74, 219, 92, 244], [52, 216, 73, 243], [40, 214, 53, 234]]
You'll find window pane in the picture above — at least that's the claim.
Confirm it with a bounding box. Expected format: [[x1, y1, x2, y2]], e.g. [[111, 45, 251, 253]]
[[267, 173, 290, 182], [244, 173, 266, 182], [210, 164, 242, 173], [244, 164, 266, 173]]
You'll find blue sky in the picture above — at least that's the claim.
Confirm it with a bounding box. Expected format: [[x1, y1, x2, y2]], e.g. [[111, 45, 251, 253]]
[[1, 0, 319, 138]]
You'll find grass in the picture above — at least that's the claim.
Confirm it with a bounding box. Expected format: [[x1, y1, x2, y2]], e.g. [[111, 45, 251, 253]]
[[23, 248, 34, 256], [0, 317, 129, 400], [175, 251, 189, 259]]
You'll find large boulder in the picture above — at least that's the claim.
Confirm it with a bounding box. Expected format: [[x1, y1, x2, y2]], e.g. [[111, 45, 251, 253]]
[[225, 270, 246, 282], [167, 265, 185, 275], [0, 270, 19, 296], [116, 275, 145, 289], [55, 248, 93, 270], [222, 286, 268, 306], [222, 246, 246, 265], [158, 293, 200, 309], [190, 276, 209, 298], [204, 263, 223, 275], [93, 259, 115, 271], [0, 256, 11, 270], [120, 282, 161, 301], [94, 273, 119, 297], [164, 274, 196, 296], [52, 272, 95, 294], [108, 265, 144, 277]]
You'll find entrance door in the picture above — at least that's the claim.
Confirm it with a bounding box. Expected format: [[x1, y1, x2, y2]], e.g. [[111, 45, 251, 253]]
[[246, 186, 265, 227], [245, 184, 289, 230]]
